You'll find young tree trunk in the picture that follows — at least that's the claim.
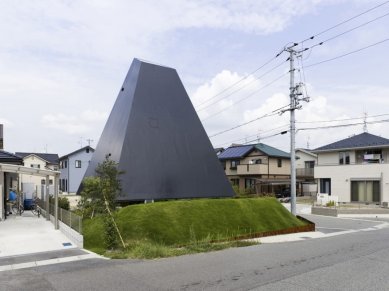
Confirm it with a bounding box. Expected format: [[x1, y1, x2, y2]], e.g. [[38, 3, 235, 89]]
[[103, 195, 126, 248]]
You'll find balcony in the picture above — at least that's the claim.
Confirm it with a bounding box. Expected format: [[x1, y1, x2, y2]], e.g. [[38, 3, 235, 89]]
[[296, 168, 314, 177], [237, 164, 268, 175]]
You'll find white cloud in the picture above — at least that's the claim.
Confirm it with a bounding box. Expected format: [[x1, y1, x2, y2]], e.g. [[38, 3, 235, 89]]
[[41, 110, 108, 134], [0, 0, 327, 63], [81, 110, 108, 122], [193, 68, 389, 152]]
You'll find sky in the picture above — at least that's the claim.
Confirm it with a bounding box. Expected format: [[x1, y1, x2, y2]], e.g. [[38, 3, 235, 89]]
[[1, 0, 389, 156]]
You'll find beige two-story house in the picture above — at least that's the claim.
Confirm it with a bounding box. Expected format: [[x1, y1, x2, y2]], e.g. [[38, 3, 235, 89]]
[[218, 143, 290, 194], [313, 132, 389, 204], [15, 152, 59, 199]]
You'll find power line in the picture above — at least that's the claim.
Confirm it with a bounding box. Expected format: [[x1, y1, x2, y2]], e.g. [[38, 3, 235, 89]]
[[307, 11, 389, 50], [296, 113, 389, 124], [209, 112, 279, 138], [201, 72, 288, 122], [300, 0, 389, 44], [241, 130, 289, 145], [297, 118, 389, 131], [196, 60, 287, 112], [194, 56, 279, 108], [214, 124, 289, 148], [304, 38, 389, 69]]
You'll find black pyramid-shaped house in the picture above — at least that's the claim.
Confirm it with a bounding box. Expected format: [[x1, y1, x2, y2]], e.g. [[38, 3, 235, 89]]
[[83, 58, 234, 201]]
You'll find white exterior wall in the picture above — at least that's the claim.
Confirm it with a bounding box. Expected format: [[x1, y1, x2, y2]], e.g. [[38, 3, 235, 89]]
[[315, 155, 389, 203], [296, 151, 317, 169], [19, 155, 56, 198]]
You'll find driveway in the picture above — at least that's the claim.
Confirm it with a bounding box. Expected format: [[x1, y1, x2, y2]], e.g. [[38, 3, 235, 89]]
[[0, 211, 101, 271]]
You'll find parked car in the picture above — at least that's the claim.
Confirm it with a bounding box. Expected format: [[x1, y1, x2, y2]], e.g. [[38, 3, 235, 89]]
[[275, 188, 290, 198]]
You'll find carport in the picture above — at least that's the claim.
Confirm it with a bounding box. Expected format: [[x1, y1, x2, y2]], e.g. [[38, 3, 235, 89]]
[[0, 163, 60, 229]]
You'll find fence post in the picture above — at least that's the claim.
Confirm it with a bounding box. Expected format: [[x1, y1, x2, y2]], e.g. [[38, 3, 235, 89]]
[[70, 211, 72, 229], [79, 217, 82, 234]]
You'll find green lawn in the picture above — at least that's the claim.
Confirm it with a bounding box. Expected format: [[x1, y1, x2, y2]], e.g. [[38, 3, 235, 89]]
[[83, 197, 307, 258]]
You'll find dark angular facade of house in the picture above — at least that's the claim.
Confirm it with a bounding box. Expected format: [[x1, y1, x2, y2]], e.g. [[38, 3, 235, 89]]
[[83, 58, 234, 201]]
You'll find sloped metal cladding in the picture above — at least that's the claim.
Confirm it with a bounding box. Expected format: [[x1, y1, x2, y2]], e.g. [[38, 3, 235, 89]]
[[83, 58, 234, 200]]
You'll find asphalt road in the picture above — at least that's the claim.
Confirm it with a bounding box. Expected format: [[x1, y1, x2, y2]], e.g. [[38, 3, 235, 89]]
[[1, 216, 389, 291]]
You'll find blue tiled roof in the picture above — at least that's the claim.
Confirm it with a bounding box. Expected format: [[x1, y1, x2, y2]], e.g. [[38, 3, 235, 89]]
[[314, 132, 389, 152], [255, 143, 290, 158], [218, 143, 290, 160], [218, 145, 254, 160]]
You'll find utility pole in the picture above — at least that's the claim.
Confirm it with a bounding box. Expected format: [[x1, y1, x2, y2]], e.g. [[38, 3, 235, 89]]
[[281, 43, 310, 216]]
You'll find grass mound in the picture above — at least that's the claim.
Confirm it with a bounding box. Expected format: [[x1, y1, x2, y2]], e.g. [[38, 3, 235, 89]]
[[84, 198, 307, 258]]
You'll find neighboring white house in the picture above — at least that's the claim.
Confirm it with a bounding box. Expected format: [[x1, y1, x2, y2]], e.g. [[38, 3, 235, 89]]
[[15, 152, 59, 199], [296, 148, 317, 196], [312, 132, 389, 204], [59, 146, 95, 194]]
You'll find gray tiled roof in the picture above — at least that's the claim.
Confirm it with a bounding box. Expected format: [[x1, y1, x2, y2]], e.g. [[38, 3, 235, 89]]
[[15, 152, 59, 164], [255, 143, 290, 159], [313, 132, 389, 152], [59, 146, 94, 160]]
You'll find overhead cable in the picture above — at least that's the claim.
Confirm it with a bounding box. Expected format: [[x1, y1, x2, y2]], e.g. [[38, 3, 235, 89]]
[[194, 56, 278, 108], [201, 72, 288, 122], [304, 38, 389, 68], [300, 0, 389, 44], [197, 60, 287, 112]]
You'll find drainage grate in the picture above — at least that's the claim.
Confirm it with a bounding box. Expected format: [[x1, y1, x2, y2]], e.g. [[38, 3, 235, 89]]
[[62, 242, 72, 247]]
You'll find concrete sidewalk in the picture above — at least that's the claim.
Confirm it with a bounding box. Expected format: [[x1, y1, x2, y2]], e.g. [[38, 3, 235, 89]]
[[0, 211, 76, 257], [255, 203, 389, 244]]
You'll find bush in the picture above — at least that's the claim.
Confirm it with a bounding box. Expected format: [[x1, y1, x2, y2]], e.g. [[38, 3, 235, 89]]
[[104, 215, 118, 250], [49, 196, 70, 210], [326, 200, 336, 207]]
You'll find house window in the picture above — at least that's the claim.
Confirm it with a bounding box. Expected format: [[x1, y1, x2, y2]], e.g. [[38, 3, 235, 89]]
[[75, 160, 82, 168], [230, 178, 239, 186], [41, 179, 45, 185], [320, 178, 331, 195], [64, 160, 68, 168], [277, 159, 282, 167], [230, 160, 240, 169], [305, 161, 315, 168], [339, 152, 350, 165], [254, 159, 262, 164], [86, 148, 90, 153], [351, 180, 380, 202], [245, 178, 256, 189], [49, 179, 53, 185], [31, 164, 40, 169]]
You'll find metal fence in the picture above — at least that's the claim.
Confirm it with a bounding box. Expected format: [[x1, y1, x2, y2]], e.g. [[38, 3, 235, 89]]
[[38, 199, 82, 234]]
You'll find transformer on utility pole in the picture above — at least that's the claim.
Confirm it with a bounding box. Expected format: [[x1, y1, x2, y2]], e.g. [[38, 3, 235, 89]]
[[280, 43, 310, 215]]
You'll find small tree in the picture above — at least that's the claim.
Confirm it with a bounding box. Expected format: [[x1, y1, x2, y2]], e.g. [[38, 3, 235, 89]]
[[79, 155, 126, 248]]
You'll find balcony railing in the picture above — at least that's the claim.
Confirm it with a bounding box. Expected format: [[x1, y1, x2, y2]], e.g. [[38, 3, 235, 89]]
[[296, 168, 314, 177], [237, 164, 268, 175]]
